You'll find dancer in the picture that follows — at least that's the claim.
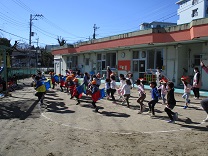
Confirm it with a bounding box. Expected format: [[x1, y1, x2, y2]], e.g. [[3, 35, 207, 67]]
[[59, 74, 65, 92], [50, 72, 56, 89], [90, 80, 99, 112], [120, 79, 132, 108], [34, 76, 46, 105], [181, 76, 192, 109], [117, 74, 126, 101], [136, 78, 146, 113], [164, 81, 178, 123], [158, 79, 167, 105], [148, 81, 159, 116], [72, 78, 81, 105], [110, 74, 117, 103]]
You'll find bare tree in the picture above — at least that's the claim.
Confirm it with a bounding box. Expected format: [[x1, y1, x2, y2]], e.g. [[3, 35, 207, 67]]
[[57, 36, 66, 46]]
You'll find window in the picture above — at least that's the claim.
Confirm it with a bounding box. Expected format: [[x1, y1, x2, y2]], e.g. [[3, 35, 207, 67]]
[[206, 7, 208, 14], [97, 54, 102, 60], [147, 49, 163, 69], [155, 50, 163, 69], [133, 51, 139, 59], [106, 53, 116, 68], [85, 58, 90, 65], [147, 50, 155, 69], [194, 55, 202, 66], [141, 51, 146, 58], [192, 0, 198, 5], [72, 56, 78, 68], [133, 61, 138, 71], [67, 56, 72, 69], [192, 9, 198, 17]]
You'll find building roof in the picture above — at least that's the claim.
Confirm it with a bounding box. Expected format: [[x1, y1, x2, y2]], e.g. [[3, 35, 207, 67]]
[[176, 0, 188, 5], [52, 18, 208, 56]]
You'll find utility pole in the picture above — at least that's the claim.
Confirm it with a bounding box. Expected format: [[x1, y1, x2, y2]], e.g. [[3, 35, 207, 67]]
[[29, 14, 42, 67], [36, 38, 39, 68], [93, 24, 99, 39], [29, 14, 43, 47]]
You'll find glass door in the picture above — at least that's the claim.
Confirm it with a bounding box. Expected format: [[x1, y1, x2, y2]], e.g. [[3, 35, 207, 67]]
[[139, 60, 146, 78]]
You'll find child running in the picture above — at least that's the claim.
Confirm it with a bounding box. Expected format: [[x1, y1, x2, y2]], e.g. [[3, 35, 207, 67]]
[[158, 79, 167, 105], [105, 78, 111, 100], [120, 79, 132, 108], [181, 76, 192, 109], [110, 75, 117, 103], [164, 81, 178, 123], [72, 78, 81, 105], [117, 74, 126, 101], [34, 76, 46, 106], [90, 80, 99, 112], [148, 81, 159, 116], [136, 78, 146, 113]]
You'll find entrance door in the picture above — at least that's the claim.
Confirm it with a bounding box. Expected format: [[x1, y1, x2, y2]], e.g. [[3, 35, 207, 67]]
[[139, 60, 146, 78]]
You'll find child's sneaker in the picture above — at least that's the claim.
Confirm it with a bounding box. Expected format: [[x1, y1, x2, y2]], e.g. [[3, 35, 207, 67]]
[[167, 120, 175, 124], [174, 112, 178, 121], [183, 106, 188, 109], [142, 105, 146, 112], [121, 101, 125, 105], [94, 107, 99, 112]]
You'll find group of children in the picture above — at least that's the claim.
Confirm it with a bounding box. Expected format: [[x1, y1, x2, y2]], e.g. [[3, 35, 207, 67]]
[[103, 72, 194, 124], [48, 71, 102, 112], [33, 69, 208, 123]]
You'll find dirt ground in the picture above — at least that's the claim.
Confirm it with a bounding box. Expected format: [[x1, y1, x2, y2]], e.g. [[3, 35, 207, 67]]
[[0, 78, 207, 156]]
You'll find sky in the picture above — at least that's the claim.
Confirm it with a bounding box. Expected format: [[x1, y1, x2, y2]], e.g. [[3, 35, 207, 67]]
[[0, 0, 179, 47]]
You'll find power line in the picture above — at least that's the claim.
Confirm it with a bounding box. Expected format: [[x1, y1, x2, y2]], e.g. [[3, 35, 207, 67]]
[[0, 28, 28, 40]]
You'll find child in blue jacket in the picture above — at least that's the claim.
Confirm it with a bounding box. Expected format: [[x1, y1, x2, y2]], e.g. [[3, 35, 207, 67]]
[[35, 76, 46, 105], [148, 81, 159, 116]]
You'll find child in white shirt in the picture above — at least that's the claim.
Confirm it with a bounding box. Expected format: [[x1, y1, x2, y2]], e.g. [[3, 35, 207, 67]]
[[121, 79, 132, 108], [158, 79, 167, 104], [117, 74, 126, 101], [181, 76, 192, 109], [136, 79, 146, 113], [110, 75, 117, 103]]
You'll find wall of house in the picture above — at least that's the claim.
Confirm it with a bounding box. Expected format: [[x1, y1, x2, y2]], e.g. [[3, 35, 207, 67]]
[[177, 0, 205, 25]]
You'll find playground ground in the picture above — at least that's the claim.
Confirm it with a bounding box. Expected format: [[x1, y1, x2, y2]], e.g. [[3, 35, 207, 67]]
[[0, 77, 207, 156]]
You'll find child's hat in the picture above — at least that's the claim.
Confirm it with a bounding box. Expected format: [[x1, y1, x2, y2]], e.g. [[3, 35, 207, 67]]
[[181, 76, 189, 82], [139, 78, 144, 81], [91, 80, 96, 85], [73, 78, 78, 83], [67, 76, 72, 80], [160, 78, 168, 84]]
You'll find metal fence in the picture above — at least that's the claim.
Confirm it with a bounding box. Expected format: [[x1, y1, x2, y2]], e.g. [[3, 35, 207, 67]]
[[7, 68, 37, 80]]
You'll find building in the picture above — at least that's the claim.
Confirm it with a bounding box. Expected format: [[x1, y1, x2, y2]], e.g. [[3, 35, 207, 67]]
[[140, 21, 177, 30], [177, 0, 208, 24], [52, 18, 208, 90]]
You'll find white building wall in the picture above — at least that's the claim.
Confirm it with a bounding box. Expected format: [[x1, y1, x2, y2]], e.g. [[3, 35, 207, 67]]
[[177, 0, 206, 25]]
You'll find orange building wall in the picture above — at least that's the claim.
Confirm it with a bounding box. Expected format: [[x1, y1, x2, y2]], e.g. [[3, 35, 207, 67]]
[[52, 24, 208, 56]]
